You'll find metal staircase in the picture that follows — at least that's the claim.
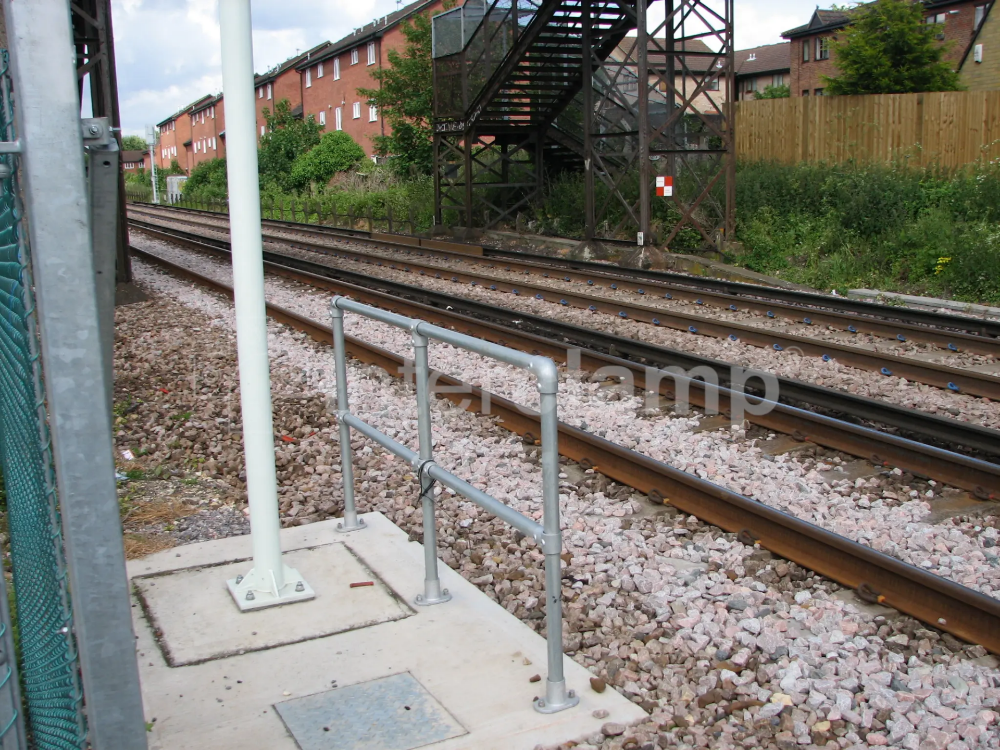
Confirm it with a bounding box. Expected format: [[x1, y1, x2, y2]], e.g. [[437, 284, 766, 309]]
[[432, 0, 735, 251]]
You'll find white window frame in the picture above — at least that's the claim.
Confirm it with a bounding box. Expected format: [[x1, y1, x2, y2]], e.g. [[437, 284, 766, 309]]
[[369, 104, 377, 122], [976, 4, 988, 29], [334, 58, 340, 80], [351, 47, 359, 65], [306, 67, 312, 87], [267, 83, 273, 99], [319, 110, 326, 126], [352, 101, 361, 119], [258, 87, 263, 99], [335, 107, 342, 131], [318, 61, 324, 78], [261, 124, 265, 136], [367, 41, 376, 65]]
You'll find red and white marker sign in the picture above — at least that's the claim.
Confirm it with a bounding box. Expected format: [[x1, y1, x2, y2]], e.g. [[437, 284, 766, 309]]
[[656, 175, 673, 197]]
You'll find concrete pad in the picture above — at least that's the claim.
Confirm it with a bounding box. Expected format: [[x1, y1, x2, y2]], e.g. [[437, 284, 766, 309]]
[[131, 513, 646, 750], [134, 544, 412, 666], [761, 435, 814, 456]]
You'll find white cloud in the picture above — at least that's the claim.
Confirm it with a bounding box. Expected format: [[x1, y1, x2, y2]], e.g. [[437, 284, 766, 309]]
[[112, 0, 813, 136]]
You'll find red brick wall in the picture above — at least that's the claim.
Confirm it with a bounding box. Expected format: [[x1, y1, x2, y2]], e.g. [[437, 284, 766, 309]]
[[302, 3, 445, 156], [256, 68, 304, 138], [189, 100, 224, 169], [788, 1, 983, 97], [788, 34, 841, 96], [157, 115, 190, 171]]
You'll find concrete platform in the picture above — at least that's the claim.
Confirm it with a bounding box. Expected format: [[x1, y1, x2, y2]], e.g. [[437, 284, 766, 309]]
[[130, 512, 646, 749]]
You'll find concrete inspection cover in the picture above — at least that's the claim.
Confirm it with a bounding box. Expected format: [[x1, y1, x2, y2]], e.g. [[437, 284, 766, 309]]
[[275, 672, 466, 750], [134, 543, 412, 666]]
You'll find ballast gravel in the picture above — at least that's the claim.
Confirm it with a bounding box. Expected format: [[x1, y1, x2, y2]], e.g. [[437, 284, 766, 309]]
[[129, 234, 1000, 602], [129, 220, 1000, 432], [116, 246, 1000, 749]]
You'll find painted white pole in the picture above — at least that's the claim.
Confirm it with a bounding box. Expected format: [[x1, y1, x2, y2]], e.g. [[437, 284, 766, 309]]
[[218, 0, 313, 610]]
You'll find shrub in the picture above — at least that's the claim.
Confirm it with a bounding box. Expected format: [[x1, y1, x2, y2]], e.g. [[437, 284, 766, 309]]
[[183, 158, 228, 201], [290, 132, 366, 191]]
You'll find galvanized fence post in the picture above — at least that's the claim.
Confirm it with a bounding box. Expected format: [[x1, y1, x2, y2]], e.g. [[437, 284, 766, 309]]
[[412, 329, 450, 606], [330, 304, 365, 533]]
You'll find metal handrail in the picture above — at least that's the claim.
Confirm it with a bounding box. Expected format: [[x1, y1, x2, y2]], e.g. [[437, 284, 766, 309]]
[[330, 295, 579, 715]]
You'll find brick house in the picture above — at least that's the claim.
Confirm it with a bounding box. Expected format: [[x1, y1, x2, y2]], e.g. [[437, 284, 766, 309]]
[[254, 42, 330, 139], [121, 150, 150, 172], [188, 94, 225, 169], [959, 2, 999, 87], [296, 0, 445, 156], [734, 42, 791, 100], [783, 1, 990, 96], [608, 38, 732, 114], [156, 96, 205, 172]]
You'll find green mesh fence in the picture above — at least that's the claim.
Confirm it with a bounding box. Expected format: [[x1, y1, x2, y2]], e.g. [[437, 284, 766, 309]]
[[0, 51, 87, 748]]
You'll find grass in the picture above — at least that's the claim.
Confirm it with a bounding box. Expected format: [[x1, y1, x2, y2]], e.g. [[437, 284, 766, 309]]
[[731, 159, 1000, 305]]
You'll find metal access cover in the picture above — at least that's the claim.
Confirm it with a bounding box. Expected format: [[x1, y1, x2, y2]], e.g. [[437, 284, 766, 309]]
[[275, 672, 466, 750]]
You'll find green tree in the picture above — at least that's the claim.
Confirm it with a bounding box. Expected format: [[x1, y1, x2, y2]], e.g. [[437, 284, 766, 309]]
[[257, 99, 323, 191], [290, 131, 366, 190], [357, 4, 451, 174], [121, 134, 148, 150], [754, 84, 791, 99], [823, 0, 962, 95], [183, 158, 228, 201]]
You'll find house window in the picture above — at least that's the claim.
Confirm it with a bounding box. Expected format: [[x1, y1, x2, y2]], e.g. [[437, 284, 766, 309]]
[[926, 12, 947, 24], [352, 101, 361, 119], [802, 39, 810, 62], [367, 41, 376, 65], [802, 89, 810, 96], [306, 67, 312, 87], [744, 77, 756, 94], [267, 83, 273, 99], [319, 110, 326, 126], [773, 73, 785, 87], [814, 88, 824, 96], [816, 37, 830, 60], [334, 58, 340, 80], [976, 4, 988, 29], [351, 48, 359, 65], [369, 104, 378, 122], [261, 124, 265, 136], [318, 62, 324, 78], [335, 107, 342, 131], [258, 87, 263, 99], [707, 76, 719, 90], [194, 141, 199, 153]]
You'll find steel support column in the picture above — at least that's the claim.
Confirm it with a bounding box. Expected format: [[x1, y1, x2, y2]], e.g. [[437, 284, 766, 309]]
[[4, 0, 147, 744]]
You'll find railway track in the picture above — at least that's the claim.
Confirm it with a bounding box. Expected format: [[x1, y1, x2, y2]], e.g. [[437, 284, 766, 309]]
[[128, 203, 1000, 339], [128, 209, 1000, 400], [130, 219, 1000, 459], [127, 236, 1000, 656]]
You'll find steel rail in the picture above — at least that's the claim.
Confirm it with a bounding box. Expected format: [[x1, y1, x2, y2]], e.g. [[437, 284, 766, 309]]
[[129, 221, 1000, 460], [129, 216, 1000, 400], [128, 205, 1000, 356], [128, 202, 1000, 338], [129, 243, 1000, 655]]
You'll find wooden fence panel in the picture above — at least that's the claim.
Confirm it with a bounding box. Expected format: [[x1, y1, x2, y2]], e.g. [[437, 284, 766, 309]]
[[735, 90, 1000, 168]]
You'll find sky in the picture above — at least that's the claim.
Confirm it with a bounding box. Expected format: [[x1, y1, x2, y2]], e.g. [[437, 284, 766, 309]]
[[111, 0, 814, 136]]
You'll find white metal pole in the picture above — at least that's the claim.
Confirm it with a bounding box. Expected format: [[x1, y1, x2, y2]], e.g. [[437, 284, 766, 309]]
[[150, 145, 158, 204], [146, 124, 159, 204], [218, 0, 313, 610]]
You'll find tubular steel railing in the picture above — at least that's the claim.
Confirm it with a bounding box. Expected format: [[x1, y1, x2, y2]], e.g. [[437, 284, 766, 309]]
[[330, 295, 580, 714]]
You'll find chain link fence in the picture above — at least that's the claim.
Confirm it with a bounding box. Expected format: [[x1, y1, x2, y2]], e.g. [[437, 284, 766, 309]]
[[0, 49, 86, 749]]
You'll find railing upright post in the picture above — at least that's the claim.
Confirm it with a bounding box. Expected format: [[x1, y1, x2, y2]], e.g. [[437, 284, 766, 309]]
[[412, 327, 451, 606], [534, 363, 579, 714], [330, 302, 365, 533]]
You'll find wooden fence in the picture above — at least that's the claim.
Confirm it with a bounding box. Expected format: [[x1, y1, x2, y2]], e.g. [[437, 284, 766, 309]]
[[734, 90, 1000, 168]]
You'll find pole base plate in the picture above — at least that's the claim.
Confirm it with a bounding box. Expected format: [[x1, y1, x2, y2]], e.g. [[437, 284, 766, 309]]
[[226, 564, 315, 612]]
